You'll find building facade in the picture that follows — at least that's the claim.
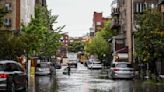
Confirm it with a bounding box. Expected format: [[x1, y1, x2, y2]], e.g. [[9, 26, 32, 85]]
[[91, 12, 111, 36], [110, 0, 159, 62], [35, 0, 46, 6], [0, 0, 35, 32], [111, 0, 164, 74], [59, 33, 69, 58]]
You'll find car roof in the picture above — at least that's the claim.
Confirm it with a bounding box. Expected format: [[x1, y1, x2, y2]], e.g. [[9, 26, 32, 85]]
[[112, 62, 131, 64], [37, 62, 51, 64], [0, 60, 18, 64]]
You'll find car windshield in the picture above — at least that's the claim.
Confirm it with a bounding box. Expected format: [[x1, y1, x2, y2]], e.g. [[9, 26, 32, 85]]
[[93, 62, 101, 64], [37, 63, 49, 68], [116, 63, 128, 68]]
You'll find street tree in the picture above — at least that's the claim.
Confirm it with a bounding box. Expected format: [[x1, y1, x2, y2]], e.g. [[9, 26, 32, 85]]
[[96, 21, 114, 40], [0, 31, 25, 60], [0, 7, 6, 26], [85, 20, 113, 66], [21, 5, 63, 58], [0, 5, 63, 60], [85, 34, 109, 63], [68, 41, 84, 53], [135, 8, 164, 80]]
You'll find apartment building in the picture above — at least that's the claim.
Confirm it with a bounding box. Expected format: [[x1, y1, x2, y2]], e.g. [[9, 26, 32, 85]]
[[110, 0, 159, 59], [21, 0, 35, 26], [110, 0, 126, 54], [111, 0, 164, 74], [0, 0, 35, 32]]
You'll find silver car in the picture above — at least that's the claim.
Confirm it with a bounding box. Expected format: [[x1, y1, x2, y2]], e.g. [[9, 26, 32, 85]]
[[35, 62, 54, 75], [108, 62, 134, 79], [87, 60, 102, 69]]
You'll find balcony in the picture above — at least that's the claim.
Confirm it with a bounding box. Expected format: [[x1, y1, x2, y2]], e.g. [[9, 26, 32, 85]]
[[110, 17, 120, 29], [111, 7, 120, 16]]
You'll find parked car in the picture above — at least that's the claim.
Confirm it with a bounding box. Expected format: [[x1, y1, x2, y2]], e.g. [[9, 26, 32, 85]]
[[108, 62, 134, 79], [87, 60, 102, 69], [0, 60, 27, 92], [35, 62, 55, 75]]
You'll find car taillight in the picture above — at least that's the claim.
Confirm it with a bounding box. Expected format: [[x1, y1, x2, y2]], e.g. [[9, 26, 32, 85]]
[[113, 68, 119, 71], [0, 74, 9, 78]]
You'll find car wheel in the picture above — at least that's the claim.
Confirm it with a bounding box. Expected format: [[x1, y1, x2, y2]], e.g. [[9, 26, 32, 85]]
[[111, 72, 115, 79], [22, 79, 28, 92]]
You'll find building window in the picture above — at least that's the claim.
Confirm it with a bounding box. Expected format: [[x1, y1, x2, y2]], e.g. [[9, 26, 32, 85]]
[[4, 18, 11, 27], [135, 3, 145, 13], [4, 3, 12, 12], [96, 22, 101, 26]]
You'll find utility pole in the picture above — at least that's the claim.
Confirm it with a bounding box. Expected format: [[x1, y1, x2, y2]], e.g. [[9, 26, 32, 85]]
[[127, 0, 133, 64]]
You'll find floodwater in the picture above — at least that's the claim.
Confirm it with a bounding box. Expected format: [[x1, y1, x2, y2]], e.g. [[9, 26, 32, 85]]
[[27, 63, 164, 92]]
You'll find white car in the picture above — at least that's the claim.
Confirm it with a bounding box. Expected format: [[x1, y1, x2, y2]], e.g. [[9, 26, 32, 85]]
[[108, 62, 134, 79], [88, 60, 102, 69]]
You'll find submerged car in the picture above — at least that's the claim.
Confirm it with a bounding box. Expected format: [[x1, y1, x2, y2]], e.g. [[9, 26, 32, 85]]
[[108, 62, 134, 79], [0, 60, 27, 92], [35, 62, 55, 75]]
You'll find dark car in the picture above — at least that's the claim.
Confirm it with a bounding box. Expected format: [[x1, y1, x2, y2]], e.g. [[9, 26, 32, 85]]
[[54, 62, 61, 69], [0, 60, 27, 92]]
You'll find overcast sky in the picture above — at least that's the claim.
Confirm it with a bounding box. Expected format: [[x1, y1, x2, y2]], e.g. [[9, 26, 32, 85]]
[[47, 0, 113, 37]]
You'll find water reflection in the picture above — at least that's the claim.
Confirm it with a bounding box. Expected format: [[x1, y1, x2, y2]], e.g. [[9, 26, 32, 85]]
[[35, 75, 58, 92], [27, 64, 164, 92], [111, 80, 164, 92]]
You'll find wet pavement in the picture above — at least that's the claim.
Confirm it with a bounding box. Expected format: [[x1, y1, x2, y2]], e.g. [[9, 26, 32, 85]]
[[27, 63, 164, 92]]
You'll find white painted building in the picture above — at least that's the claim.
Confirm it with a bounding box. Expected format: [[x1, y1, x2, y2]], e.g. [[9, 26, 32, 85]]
[[21, 0, 35, 26]]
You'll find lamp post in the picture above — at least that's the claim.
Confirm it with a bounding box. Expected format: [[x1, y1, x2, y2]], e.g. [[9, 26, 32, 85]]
[[127, 0, 133, 64]]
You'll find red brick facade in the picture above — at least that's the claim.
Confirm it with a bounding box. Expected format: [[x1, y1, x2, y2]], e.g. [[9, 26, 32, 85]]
[[16, 0, 20, 32]]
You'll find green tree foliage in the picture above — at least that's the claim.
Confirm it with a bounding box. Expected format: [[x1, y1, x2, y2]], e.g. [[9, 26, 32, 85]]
[[135, 8, 164, 79], [21, 5, 63, 57], [0, 5, 63, 60], [0, 31, 24, 60], [96, 21, 113, 40], [85, 20, 113, 65], [21, 5, 49, 56], [135, 9, 164, 62], [68, 41, 84, 53], [85, 35, 109, 61], [0, 6, 6, 26], [41, 31, 61, 56]]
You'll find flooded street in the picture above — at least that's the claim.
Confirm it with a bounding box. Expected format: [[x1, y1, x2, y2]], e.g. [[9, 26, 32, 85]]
[[28, 63, 164, 92]]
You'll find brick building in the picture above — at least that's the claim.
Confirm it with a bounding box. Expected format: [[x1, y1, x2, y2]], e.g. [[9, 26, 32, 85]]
[[0, 0, 35, 32], [91, 12, 111, 37]]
